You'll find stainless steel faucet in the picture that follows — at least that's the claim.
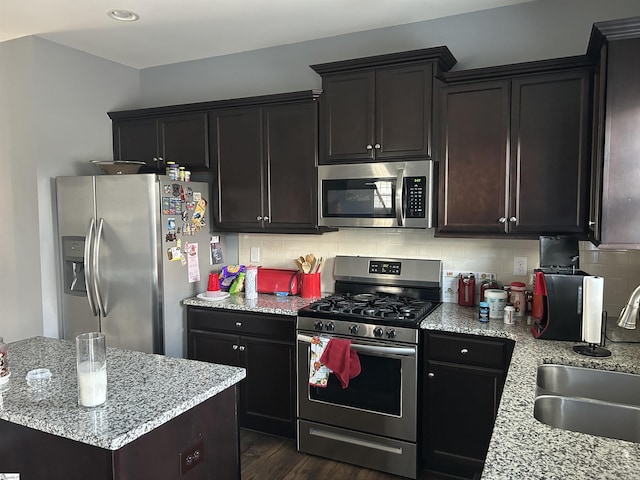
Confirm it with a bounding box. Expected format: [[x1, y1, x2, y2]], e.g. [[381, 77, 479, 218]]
[[618, 285, 640, 329]]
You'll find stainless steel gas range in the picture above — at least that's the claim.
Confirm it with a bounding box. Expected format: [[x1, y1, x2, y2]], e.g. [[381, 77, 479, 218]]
[[296, 255, 442, 479]]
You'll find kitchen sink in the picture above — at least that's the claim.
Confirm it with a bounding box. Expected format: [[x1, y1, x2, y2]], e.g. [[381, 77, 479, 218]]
[[536, 364, 640, 406], [534, 395, 640, 443], [534, 364, 640, 443]]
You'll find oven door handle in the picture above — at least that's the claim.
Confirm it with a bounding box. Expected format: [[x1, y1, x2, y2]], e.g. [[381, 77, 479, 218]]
[[297, 334, 416, 357]]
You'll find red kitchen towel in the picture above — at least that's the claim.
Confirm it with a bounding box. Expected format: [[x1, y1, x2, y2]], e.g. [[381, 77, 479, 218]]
[[320, 338, 361, 389]]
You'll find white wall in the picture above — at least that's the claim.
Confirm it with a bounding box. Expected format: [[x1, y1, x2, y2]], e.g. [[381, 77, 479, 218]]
[[137, 0, 640, 107], [0, 37, 140, 342]]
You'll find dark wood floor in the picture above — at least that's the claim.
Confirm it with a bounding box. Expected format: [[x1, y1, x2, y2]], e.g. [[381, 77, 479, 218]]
[[240, 429, 452, 480]]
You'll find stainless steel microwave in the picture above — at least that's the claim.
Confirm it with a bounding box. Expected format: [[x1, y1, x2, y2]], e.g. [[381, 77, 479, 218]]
[[318, 160, 433, 228]]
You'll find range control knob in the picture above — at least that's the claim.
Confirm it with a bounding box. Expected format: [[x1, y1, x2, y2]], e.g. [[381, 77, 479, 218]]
[[373, 327, 384, 338], [349, 324, 359, 335], [386, 328, 397, 339], [313, 321, 324, 331], [325, 321, 336, 332]]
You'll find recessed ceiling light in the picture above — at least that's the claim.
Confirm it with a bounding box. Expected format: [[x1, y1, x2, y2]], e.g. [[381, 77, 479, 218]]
[[107, 10, 139, 22]]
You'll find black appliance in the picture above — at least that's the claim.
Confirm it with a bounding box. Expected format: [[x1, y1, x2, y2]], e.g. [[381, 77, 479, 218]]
[[531, 236, 587, 341], [297, 255, 442, 479]]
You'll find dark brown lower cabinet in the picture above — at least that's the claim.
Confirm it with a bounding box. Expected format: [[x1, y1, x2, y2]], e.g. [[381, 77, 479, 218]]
[[187, 307, 296, 438], [0, 386, 239, 480], [422, 332, 514, 479]]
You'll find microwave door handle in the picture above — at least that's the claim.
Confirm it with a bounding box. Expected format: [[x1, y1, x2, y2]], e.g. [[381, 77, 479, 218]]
[[395, 168, 405, 226], [84, 218, 98, 317]]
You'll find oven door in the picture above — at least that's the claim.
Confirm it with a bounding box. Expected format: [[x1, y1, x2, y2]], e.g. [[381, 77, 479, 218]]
[[297, 332, 418, 441]]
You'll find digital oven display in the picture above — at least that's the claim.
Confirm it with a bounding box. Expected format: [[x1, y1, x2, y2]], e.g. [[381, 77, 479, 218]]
[[368, 261, 401, 275]]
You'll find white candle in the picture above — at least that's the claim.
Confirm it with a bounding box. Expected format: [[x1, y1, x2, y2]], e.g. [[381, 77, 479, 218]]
[[77, 361, 107, 407]]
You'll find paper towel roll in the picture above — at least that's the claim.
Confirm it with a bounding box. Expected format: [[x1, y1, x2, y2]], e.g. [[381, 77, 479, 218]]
[[582, 276, 605, 344]]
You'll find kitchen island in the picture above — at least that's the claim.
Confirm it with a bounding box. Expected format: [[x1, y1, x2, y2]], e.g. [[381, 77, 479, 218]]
[[0, 336, 245, 479], [187, 293, 640, 479]]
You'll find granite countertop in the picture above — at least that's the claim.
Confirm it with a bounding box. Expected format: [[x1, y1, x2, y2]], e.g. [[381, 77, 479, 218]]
[[424, 303, 640, 480], [0, 336, 245, 451], [183, 294, 640, 478], [183, 292, 314, 315]]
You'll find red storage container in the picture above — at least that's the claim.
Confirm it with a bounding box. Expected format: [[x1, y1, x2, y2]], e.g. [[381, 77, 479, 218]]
[[257, 268, 301, 295]]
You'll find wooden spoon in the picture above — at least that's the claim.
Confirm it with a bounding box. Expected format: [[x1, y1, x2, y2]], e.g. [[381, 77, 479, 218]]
[[294, 258, 304, 271], [301, 261, 312, 274]]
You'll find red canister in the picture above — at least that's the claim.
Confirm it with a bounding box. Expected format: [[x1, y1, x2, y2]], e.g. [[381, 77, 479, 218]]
[[458, 274, 476, 307]]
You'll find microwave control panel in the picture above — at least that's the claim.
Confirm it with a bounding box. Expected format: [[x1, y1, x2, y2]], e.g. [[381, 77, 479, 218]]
[[404, 176, 426, 218]]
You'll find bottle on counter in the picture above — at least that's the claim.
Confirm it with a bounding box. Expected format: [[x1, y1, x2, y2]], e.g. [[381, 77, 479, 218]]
[[245, 266, 258, 300], [479, 302, 490, 323], [504, 305, 516, 325], [509, 282, 527, 317]]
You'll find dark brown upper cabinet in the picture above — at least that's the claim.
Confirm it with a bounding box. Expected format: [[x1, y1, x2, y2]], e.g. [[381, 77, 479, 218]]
[[311, 47, 456, 165], [209, 91, 326, 233], [588, 17, 640, 247], [437, 58, 592, 238], [108, 110, 209, 171]]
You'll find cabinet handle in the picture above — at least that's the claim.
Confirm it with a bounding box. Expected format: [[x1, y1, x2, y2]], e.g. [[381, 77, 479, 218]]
[[235, 322, 242, 327], [460, 348, 469, 355], [374, 143, 381, 150], [498, 217, 506, 224], [427, 372, 435, 378], [264, 216, 270, 222], [232, 345, 239, 350], [366, 144, 373, 150], [239, 346, 246, 352], [509, 216, 517, 222], [256, 215, 262, 221], [589, 220, 596, 226]]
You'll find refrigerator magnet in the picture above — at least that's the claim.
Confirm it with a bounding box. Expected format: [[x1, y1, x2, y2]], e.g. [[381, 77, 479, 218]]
[[167, 217, 176, 232], [167, 246, 182, 261], [193, 192, 201, 202], [162, 197, 170, 214], [163, 184, 172, 195], [185, 187, 193, 198]]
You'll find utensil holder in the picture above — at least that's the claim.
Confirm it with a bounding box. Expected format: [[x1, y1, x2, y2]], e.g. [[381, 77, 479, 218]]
[[301, 273, 321, 299]]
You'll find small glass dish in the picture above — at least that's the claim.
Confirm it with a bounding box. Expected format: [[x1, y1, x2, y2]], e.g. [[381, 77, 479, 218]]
[[26, 368, 52, 390], [0, 371, 11, 386]]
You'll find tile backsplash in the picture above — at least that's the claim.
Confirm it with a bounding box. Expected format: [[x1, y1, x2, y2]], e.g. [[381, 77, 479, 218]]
[[237, 228, 640, 319]]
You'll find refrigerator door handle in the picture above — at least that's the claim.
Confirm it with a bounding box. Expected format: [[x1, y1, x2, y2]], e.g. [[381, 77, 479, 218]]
[[84, 218, 98, 317], [93, 217, 107, 317]]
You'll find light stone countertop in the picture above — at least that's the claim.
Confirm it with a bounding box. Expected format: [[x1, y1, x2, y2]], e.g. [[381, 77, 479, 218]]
[[185, 294, 640, 479], [0, 336, 245, 450]]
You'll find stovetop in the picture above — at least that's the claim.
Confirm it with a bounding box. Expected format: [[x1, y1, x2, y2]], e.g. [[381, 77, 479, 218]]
[[299, 293, 439, 327]]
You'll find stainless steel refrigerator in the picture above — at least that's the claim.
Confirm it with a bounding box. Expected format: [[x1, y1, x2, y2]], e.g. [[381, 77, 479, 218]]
[[56, 174, 220, 357]]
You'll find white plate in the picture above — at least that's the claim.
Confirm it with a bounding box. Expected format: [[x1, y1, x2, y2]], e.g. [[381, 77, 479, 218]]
[[0, 371, 11, 386], [196, 291, 230, 301]]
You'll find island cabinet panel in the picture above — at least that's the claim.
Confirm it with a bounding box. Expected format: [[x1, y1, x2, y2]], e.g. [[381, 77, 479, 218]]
[[421, 332, 514, 479], [0, 387, 239, 480], [311, 47, 456, 165], [437, 60, 592, 238], [187, 307, 296, 438], [588, 19, 640, 247], [209, 94, 322, 233], [110, 112, 209, 171]]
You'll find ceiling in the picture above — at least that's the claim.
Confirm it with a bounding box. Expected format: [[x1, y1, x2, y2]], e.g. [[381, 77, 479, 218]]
[[0, 0, 535, 69]]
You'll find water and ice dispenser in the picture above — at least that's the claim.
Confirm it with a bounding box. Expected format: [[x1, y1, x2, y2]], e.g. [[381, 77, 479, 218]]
[[62, 236, 86, 295]]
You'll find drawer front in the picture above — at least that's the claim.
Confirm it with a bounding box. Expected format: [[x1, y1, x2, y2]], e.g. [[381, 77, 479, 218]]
[[187, 307, 295, 342], [427, 332, 507, 369]]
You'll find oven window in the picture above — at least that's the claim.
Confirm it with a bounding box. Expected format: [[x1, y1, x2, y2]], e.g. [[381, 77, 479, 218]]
[[309, 352, 401, 416], [322, 179, 396, 218]]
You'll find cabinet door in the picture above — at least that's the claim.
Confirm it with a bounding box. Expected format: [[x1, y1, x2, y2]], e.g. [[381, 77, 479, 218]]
[[159, 112, 209, 169], [210, 108, 263, 230], [112, 117, 160, 169], [320, 71, 375, 163], [240, 336, 296, 438], [376, 64, 432, 160], [509, 71, 590, 234], [263, 101, 319, 231], [189, 330, 241, 367], [423, 360, 504, 478], [597, 37, 640, 245], [437, 81, 510, 234]]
